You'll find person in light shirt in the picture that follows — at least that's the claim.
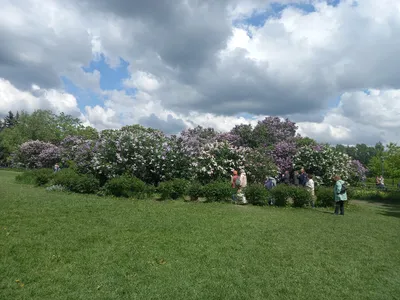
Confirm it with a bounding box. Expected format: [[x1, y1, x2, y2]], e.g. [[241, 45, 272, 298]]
[[305, 174, 315, 208]]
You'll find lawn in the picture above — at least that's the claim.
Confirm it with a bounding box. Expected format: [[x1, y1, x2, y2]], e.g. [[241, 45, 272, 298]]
[[0, 171, 399, 300]]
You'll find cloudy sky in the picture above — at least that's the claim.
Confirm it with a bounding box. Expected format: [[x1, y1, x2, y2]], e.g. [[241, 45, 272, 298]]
[[1, 0, 399, 145]]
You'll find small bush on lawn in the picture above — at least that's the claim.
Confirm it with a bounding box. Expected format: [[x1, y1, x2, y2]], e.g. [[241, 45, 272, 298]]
[[316, 187, 334, 207], [203, 181, 233, 202], [33, 168, 55, 186], [187, 182, 204, 201], [15, 169, 54, 186], [270, 185, 291, 207], [245, 184, 269, 206], [290, 187, 313, 207], [53, 169, 99, 194], [104, 175, 147, 198], [158, 179, 190, 200], [269, 185, 312, 207], [15, 171, 36, 185]]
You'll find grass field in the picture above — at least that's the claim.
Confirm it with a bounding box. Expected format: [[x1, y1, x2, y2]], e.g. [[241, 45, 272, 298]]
[[1, 171, 399, 300]]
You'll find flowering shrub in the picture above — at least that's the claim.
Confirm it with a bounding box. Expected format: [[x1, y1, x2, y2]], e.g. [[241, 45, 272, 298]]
[[91, 126, 190, 185], [180, 126, 217, 155], [271, 140, 298, 173], [244, 148, 278, 183], [293, 145, 353, 185], [194, 141, 247, 183], [253, 117, 298, 147], [60, 136, 98, 174], [16, 140, 60, 168], [349, 159, 368, 184]]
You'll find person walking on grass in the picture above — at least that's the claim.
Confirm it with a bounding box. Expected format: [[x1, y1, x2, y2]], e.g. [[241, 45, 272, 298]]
[[333, 175, 347, 215], [305, 174, 315, 208]]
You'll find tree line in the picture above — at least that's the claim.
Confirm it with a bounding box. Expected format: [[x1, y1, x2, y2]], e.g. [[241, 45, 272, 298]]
[[0, 109, 399, 179]]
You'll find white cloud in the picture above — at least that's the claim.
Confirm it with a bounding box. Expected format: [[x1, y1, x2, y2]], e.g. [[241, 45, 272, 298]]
[[298, 89, 400, 144], [0, 78, 81, 118], [123, 71, 162, 92], [0, 0, 399, 144]]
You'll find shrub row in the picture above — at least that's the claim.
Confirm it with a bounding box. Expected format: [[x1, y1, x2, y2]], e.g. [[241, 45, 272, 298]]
[[18, 169, 379, 206]]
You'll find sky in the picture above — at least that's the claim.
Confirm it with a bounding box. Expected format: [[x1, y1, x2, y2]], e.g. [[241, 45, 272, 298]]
[[1, 0, 400, 145]]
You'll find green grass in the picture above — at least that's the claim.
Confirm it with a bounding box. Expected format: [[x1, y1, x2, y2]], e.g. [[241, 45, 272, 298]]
[[1, 171, 399, 300]]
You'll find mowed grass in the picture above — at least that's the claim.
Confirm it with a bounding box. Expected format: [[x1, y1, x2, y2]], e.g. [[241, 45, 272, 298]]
[[1, 171, 399, 300]]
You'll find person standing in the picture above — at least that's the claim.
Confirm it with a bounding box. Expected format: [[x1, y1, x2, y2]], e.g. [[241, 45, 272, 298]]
[[282, 170, 290, 185], [305, 174, 315, 207], [293, 171, 299, 186], [239, 170, 247, 189], [298, 168, 308, 186], [333, 175, 347, 215], [239, 170, 248, 204], [54, 163, 60, 173], [231, 170, 239, 202]]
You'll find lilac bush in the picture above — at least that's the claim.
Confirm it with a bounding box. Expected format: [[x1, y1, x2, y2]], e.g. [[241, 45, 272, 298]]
[[16, 140, 60, 168], [180, 126, 217, 155], [60, 136, 97, 174], [272, 140, 298, 173], [253, 117, 298, 147], [350, 159, 368, 183], [92, 126, 190, 184], [293, 144, 353, 185]]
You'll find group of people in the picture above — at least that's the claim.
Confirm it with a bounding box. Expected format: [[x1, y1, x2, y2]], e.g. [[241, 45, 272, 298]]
[[230, 168, 348, 215]]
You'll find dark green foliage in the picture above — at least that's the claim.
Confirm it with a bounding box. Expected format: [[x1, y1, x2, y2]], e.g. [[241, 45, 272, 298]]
[[203, 181, 233, 202], [290, 187, 313, 207], [315, 187, 334, 207], [15, 169, 54, 186], [270, 185, 312, 207], [187, 181, 204, 201], [270, 185, 291, 207], [350, 188, 400, 202], [15, 170, 36, 185], [245, 184, 269, 206], [104, 175, 148, 199], [53, 169, 99, 194], [158, 179, 190, 200], [32, 168, 54, 186]]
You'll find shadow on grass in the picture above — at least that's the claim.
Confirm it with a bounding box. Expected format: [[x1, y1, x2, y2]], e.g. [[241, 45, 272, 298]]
[[378, 204, 400, 219], [353, 199, 400, 219]]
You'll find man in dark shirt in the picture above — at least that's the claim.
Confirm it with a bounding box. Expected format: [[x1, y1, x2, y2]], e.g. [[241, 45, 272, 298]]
[[298, 168, 308, 186]]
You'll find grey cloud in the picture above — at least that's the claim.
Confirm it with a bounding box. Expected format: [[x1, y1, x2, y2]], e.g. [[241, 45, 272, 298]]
[[139, 113, 187, 135], [0, 2, 93, 91]]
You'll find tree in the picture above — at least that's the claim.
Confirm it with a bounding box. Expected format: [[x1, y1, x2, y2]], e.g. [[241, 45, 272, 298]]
[[229, 124, 255, 147], [368, 143, 400, 178], [252, 117, 298, 148], [0, 110, 98, 164]]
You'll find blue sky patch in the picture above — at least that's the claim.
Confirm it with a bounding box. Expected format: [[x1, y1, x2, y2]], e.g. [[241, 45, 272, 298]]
[[61, 76, 103, 111], [62, 55, 136, 111], [82, 54, 130, 91], [237, 2, 316, 28]]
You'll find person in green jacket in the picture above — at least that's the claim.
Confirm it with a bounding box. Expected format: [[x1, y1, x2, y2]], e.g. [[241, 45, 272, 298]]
[[333, 175, 347, 215]]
